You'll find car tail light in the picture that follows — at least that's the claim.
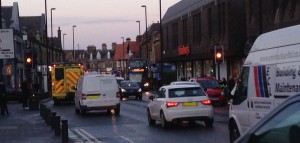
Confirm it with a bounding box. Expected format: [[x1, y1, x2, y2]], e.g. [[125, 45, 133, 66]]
[[81, 94, 87, 100], [201, 99, 212, 105], [166, 102, 179, 108], [116, 91, 120, 98]]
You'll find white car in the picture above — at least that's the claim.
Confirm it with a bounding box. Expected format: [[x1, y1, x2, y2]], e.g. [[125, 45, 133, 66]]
[[169, 81, 200, 86], [147, 84, 214, 128], [74, 72, 120, 115]]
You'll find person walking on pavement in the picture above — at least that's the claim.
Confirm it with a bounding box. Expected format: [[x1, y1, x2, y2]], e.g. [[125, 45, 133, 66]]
[[21, 81, 29, 109], [0, 77, 9, 116]]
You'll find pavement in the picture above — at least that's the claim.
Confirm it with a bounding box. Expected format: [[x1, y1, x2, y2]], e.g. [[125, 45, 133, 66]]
[[0, 100, 62, 143]]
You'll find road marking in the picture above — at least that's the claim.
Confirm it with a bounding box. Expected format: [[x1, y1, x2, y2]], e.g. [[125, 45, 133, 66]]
[[121, 136, 135, 143], [73, 128, 102, 143]]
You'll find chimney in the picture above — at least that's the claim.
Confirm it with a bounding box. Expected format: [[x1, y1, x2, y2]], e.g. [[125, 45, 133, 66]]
[[102, 43, 107, 51], [112, 42, 117, 50]]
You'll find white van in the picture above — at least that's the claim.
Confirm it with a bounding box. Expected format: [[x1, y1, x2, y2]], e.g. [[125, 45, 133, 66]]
[[74, 72, 120, 115], [229, 24, 300, 143]]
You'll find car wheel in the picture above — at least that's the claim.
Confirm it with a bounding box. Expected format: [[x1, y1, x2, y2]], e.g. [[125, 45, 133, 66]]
[[160, 112, 169, 128], [147, 109, 156, 125], [139, 95, 142, 100], [229, 121, 240, 143], [106, 109, 112, 115], [80, 108, 86, 116], [75, 107, 80, 114], [204, 118, 214, 127]]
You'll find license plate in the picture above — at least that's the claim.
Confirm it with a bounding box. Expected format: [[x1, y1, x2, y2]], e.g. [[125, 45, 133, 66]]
[[88, 96, 99, 99], [183, 102, 198, 107]]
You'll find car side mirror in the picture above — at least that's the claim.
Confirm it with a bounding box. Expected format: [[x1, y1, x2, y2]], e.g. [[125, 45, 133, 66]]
[[204, 88, 207, 91]]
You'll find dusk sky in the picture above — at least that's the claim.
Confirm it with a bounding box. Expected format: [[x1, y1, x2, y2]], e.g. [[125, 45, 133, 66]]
[[3, 0, 181, 50]]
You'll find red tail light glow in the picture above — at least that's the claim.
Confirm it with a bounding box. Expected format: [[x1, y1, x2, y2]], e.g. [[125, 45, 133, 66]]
[[166, 102, 179, 108], [201, 99, 212, 105], [81, 94, 87, 100]]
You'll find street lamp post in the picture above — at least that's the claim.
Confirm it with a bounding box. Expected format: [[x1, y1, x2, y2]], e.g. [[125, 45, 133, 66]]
[[44, 0, 50, 93], [72, 25, 76, 61], [160, 0, 164, 84], [121, 37, 125, 78], [141, 5, 148, 60], [51, 8, 56, 63], [136, 20, 141, 59]]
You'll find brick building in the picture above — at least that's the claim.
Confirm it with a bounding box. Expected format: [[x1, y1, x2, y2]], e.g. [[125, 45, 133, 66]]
[[162, 0, 247, 81]]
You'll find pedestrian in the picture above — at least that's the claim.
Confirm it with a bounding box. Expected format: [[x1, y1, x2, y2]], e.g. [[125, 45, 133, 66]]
[[0, 77, 9, 116], [21, 81, 29, 109], [227, 76, 235, 91], [220, 78, 227, 89]]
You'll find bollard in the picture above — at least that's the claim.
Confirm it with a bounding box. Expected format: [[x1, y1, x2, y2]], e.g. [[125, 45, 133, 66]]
[[54, 115, 61, 136], [39, 104, 43, 117], [46, 108, 51, 125], [61, 120, 68, 143], [51, 112, 57, 129], [40, 104, 46, 119]]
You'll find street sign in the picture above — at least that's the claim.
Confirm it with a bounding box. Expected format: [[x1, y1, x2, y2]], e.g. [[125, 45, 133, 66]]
[[0, 29, 15, 59]]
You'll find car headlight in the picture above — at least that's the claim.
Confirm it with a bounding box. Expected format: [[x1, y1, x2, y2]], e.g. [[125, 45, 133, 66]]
[[144, 82, 149, 87], [121, 88, 126, 92], [138, 88, 142, 92]]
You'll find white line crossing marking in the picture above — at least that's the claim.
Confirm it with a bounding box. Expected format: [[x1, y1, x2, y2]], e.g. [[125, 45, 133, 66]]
[[121, 136, 135, 143], [73, 128, 102, 143]]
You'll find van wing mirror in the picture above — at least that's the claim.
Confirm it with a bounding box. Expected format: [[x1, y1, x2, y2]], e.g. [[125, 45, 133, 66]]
[[71, 86, 77, 90]]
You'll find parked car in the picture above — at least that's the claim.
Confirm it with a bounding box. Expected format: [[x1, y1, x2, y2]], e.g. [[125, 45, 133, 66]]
[[116, 77, 124, 86], [74, 72, 120, 115], [119, 81, 142, 100], [234, 93, 300, 143], [169, 81, 200, 86], [196, 77, 226, 106], [147, 84, 214, 128]]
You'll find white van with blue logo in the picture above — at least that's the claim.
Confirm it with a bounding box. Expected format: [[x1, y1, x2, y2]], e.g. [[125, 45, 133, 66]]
[[229, 24, 300, 143]]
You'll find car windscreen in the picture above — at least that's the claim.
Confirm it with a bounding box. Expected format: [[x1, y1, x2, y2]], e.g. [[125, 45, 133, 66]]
[[121, 82, 139, 87], [168, 87, 206, 98], [197, 80, 219, 89]]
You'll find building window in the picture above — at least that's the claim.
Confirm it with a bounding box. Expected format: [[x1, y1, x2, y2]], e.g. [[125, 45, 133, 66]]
[[183, 18, 188, 45], [172, 23, 179, 49], [194, 61, 202, 77], [193, 13, 201, 45], [186, 61, 192, 79]]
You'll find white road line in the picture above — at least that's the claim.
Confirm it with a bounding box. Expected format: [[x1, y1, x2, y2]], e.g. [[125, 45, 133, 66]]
[[121, 136, 135, 143], [79, 129, 102, 143], [73, 128, 93, 143]]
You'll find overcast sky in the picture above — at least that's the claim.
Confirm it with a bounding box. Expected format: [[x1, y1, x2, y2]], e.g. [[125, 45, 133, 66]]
[[3, 0, 180, 50]]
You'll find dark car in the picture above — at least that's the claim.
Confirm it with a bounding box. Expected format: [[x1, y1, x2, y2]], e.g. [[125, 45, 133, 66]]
[[119, 81, 142, 100], [6, 86, 22, 102], [234, 93, 300, 143], [196, 77, 226, 106]]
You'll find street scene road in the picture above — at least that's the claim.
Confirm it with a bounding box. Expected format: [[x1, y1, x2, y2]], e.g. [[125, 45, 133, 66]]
[[45, 92, 230, 143]]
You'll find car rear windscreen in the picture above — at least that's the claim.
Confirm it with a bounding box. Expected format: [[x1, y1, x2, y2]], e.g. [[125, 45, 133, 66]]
[[168, 87, 206, 98]]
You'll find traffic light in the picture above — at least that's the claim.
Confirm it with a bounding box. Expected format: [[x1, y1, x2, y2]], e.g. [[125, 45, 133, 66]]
[[25, 54, 32, 67], [215, 46, 224, 63]]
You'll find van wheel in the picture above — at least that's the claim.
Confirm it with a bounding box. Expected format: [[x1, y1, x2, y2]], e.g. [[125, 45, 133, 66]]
[[204, 118, 214, 127], [229, 121, 240, 143], [147, 109, 156, 125], [160, 112, 169, 128]]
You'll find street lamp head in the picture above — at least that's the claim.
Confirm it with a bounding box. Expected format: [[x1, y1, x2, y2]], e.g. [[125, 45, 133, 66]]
[[73, 25, 76, 28], [63, 33, 67, 36], [51, 8, 56, 10], [136, 20, 140, 23], [141, 5, 146, 8]]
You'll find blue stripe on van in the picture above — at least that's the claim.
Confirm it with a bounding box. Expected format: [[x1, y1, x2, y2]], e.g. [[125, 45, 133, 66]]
[[258, 66, 265, 97], [262, 66, 269, 97]]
